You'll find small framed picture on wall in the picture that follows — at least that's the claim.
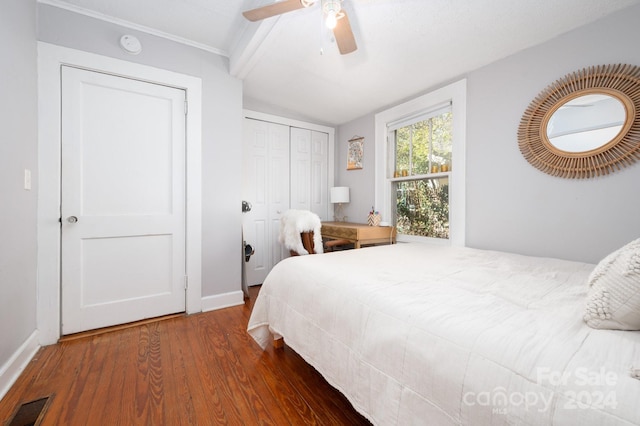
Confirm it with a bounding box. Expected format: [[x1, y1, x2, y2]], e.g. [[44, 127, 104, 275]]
[[347, 136, 364, 170]]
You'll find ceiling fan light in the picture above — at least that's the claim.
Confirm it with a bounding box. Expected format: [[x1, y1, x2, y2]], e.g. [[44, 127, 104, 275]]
[[323, 0, 341, 29], [325, 10, 338, 29]]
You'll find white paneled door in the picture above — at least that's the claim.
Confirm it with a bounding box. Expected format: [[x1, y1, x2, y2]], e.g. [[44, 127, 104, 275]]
[[290, 128, 329, 219], [61, 66, 187, 335], [242, 119, 290, 286]]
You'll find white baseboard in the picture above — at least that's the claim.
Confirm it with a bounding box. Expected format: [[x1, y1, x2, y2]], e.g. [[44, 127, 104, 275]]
[[201, 290, 244, 312], [0, 330, 40, 401]]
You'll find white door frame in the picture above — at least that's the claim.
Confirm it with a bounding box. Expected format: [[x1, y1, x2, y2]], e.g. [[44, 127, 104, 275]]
[[37, 42, 203, 345]]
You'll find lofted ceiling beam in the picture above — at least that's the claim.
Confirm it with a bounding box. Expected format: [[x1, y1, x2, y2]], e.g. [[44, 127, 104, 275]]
[[229, 1, 288, 79], [229, 17, 280, 79]]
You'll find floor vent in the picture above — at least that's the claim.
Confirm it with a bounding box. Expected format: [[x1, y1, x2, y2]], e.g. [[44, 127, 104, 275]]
[[7, 396, 50, 426]]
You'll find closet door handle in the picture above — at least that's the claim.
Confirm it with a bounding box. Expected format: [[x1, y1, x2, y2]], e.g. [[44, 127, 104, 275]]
[[67, 216, 78, 224]]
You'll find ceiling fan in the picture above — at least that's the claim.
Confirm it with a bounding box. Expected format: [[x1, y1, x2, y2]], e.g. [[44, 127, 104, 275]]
[[242, 0, 357, 55]]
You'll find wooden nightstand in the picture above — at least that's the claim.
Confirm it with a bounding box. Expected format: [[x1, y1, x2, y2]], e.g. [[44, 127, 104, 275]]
[[321, 222, 396, 249]]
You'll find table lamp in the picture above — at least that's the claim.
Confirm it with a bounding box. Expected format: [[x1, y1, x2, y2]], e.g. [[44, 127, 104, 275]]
[[330, 186, 350, 222]]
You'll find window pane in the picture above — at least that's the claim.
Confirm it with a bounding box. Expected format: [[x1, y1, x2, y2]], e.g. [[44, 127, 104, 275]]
[[395, 177, 449, 239], [395, 126, 410, 173], [411, 121, 430, 175], [393, 110, 452, 176], [431, 112, 452, 169]]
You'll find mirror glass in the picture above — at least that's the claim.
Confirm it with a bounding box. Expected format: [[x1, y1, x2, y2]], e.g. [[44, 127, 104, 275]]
[[546, 94, 626, 152]]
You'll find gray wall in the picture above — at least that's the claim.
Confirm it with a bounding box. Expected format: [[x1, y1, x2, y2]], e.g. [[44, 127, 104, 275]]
[[337, 4, 640, 264], [335, 115, 376, 224], [0, 0, 38, 373], [37, 5, 243, 297]]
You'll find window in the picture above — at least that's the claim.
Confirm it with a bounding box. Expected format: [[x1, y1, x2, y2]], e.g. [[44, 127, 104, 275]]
[[390, 107, 452, 238], [374, 80, 466, 245]]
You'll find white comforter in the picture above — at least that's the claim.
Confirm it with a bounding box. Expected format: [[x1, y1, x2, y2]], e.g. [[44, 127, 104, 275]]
[[247, 243, 640, 425]]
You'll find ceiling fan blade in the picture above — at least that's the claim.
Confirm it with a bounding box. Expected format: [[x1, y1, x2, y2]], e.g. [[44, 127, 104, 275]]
[[243, 0, 305, 22], [333, 10, 357, 55]]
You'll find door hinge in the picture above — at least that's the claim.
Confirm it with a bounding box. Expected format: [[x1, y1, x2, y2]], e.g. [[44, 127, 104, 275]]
[[184, 100, 188, 115], [184, 275, 189, 290]]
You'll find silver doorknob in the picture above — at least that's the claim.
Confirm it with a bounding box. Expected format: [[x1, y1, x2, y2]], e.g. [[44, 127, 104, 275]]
[[67, 216, 78, 223]]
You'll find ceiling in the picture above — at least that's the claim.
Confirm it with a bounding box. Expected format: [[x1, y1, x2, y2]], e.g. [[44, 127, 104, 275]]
[[41, 0, 639, 126]]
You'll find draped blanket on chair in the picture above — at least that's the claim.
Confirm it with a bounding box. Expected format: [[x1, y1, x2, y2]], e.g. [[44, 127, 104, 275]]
[[278, 210, 324, 255]]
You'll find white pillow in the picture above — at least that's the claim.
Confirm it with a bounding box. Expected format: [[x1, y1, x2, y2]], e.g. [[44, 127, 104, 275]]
[[584, 238, 640, 330]]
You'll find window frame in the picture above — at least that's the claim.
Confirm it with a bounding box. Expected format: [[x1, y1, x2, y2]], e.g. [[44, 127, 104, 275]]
[[374, 79, 466, 246]]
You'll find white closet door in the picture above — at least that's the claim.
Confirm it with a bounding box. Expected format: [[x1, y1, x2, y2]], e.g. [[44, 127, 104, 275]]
[[290, 127, 312, 211], [61, 66, 187, 334], [290, 128, 329, 219], [242, 119, 289, 286], [310, 131, 329, 220]]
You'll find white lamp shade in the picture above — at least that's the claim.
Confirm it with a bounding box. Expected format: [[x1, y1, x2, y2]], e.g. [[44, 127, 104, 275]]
[[330, 186, 350, 203]]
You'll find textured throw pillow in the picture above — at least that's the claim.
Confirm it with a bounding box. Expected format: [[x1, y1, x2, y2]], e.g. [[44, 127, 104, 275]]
[[584, 238, 640, 330]]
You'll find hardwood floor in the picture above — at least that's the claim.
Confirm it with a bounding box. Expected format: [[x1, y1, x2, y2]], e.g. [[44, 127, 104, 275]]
[[0, 286, 371, 425]]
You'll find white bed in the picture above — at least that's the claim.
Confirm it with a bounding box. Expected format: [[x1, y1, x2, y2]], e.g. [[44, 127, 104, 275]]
[[247, 243, 640, 425]]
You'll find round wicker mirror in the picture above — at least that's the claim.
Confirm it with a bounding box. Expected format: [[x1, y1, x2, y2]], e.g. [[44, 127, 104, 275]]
[[518, 64, 640, 178]]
